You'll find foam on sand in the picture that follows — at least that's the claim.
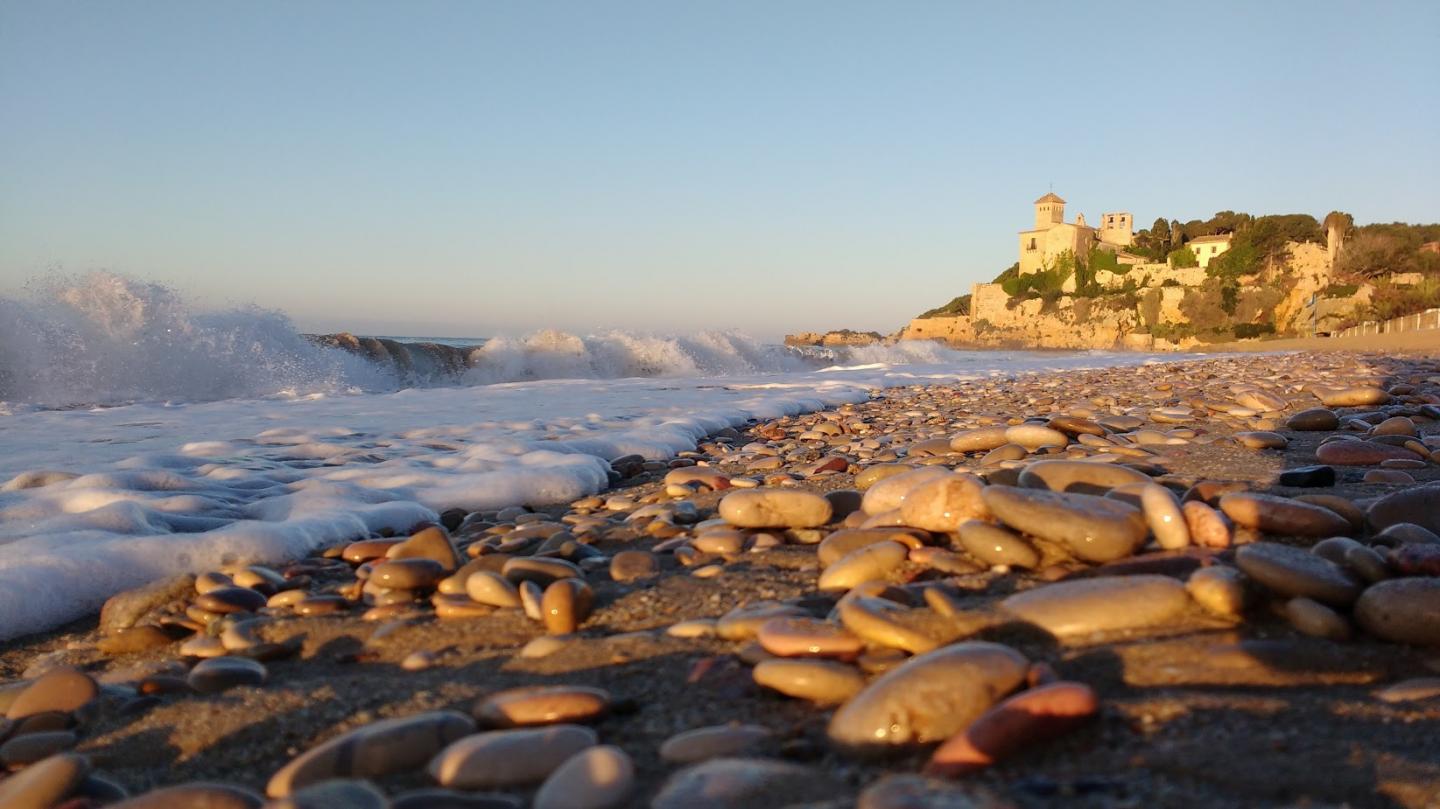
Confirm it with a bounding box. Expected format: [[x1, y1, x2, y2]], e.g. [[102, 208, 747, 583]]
[[0, 350, 1174, 641]]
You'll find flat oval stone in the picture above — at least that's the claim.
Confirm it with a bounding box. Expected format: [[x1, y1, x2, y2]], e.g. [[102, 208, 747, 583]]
[[1363, 469, 1415, 485], [6, 667, 98, 720], [343, 539, 401, 563], [818, 541, 907, 592], [1316, 440, 1420, 466], [715, 602, 808, 641], [896, 474, 989, 532], [651, 758, 832, 809], [1186, 566, 1246, 617], [860, 467, 952, 515], [753, 659, 865, 704], [195, 586, 267, 614], [827, 642, 1028, 753], [756, 617, 863, 659], [1373, 416, 1417, 436], [369, 558, 446, 590], [502, 557, 583, 586], [386, 525, 461, 571], [188, 657, 267, 694], [718, 490, 833, 528], [1235, 543, 1362, 606], [427, 725, 598, 788], [533, 745, 634, 809], [1000, 575, 1190, 638], [817, 529, 923, 567], [271, 780, 387, 809], [659, 725, 772, 764], [609, 550, 659, 582], [1354, 578, 1440, 645], [465, 571, 521, 608], [267, 710, 476, 797], [948, 426, 1010, 453], [1368, 483, 1440, 535], [1375, 678, 1440, 703], [836, 595, 943, 655], [854, 464, 917, 490], [1236, 431, 1287, 450], [956, 520, 1039, 569], [473, 685, 608, 728], [1295, 494, 1365, 531], [1005, 424, 1069, 451], [1287, 407, 1339, 431], [1236, 389, 1287, 412], [0, 753, 90, 809], [1048, 415, 1106, 436], [109, 782, 264, 808], [1219, 492, 1352, 537], [1017, 460, 1149, 495], [924, 681, 1098, 776], [0, 730, 78, 767], [980, 485, 1147, 563], [1285, 597, 1351, 640], [692, 530, 747, 555], [1318, 386, 1391, 407]]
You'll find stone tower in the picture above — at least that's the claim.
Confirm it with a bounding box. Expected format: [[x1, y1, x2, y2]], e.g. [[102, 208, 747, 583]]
[[1099, 212, 1134, 247], [1034, 192, 1065, 231]]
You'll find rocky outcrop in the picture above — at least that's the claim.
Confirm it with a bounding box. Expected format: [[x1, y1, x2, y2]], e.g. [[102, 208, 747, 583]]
[[310, 333, 476, 382], [784, 330, 888, 348]]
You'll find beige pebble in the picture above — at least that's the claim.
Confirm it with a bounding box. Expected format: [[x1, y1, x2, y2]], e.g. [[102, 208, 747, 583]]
[[474, 685, 609, 728], [658, 724, 772, 763], [465, 571, 522, 608], [1284, 597, 1352, 640], [268, 710, 475, 797], [1186, 566, 1247, 618], [533, 744, 635, 809], [427, 725, 597, 788], [827, 642, 1028, 753], [753, 659, 865, 704], [718, 489, 833, 528], [818, 540, 907, 592]]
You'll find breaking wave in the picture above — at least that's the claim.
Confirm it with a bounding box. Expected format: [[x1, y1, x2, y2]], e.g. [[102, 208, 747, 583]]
[[0, 272, 974, 408]]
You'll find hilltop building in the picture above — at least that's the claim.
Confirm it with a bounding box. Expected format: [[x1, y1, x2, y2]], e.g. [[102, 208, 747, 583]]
[[1187, 233, 1233, 269], [1018, 193, 1133, 275]]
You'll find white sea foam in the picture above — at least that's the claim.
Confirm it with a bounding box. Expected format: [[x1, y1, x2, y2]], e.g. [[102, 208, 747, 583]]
[[0, 272, 390, 405], [0, 272, 1000, 407], [0, 350, 1177, 641], [0, 272, 1178, 640]]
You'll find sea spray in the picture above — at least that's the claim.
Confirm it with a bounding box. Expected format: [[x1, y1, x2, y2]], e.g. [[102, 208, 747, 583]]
[[0, 272, 388, 406]]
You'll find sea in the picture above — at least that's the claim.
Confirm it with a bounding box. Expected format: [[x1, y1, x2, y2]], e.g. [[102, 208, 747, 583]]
[[0, 272, 1170, 640]]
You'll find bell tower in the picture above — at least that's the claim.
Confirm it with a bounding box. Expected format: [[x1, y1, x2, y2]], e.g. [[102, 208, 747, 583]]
[[1034, 192, 1065, 231]]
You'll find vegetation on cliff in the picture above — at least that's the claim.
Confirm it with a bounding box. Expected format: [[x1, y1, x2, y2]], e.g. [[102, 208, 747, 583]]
[[913, 209, 1440, 343]]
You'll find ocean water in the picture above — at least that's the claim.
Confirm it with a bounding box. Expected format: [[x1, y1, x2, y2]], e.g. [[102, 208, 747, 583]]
[[0, 272, 1171, 640]]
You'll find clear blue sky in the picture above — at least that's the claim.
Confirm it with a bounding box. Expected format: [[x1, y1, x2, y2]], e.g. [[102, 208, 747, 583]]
[[2, 1, 1437, 340]]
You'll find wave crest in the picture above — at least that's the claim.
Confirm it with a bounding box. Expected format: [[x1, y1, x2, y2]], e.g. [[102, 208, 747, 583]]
[[0, 272, 982, 407], [0, 272, 385, 405]]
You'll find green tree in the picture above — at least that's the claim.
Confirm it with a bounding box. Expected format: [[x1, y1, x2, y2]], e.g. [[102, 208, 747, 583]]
[[1169, 246, 1199, 268]]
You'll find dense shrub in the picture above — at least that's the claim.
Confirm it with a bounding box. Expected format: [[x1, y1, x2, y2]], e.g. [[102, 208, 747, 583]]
[[918, 294, 972, 318], [1233, 323, 1277, 339], [1367, 277, 1440, 321], [1168, 247, 1199, 268]]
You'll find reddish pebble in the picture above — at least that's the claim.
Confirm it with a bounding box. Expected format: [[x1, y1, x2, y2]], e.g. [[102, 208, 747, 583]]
[[924, 681, 1098, 776]]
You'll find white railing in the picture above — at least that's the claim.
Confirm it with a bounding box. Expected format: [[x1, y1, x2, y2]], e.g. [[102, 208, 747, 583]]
[[1334, 308, 1440, 337]]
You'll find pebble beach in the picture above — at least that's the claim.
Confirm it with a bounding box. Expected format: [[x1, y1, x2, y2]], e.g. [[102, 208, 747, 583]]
[[3, 349, 1440, 809]]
